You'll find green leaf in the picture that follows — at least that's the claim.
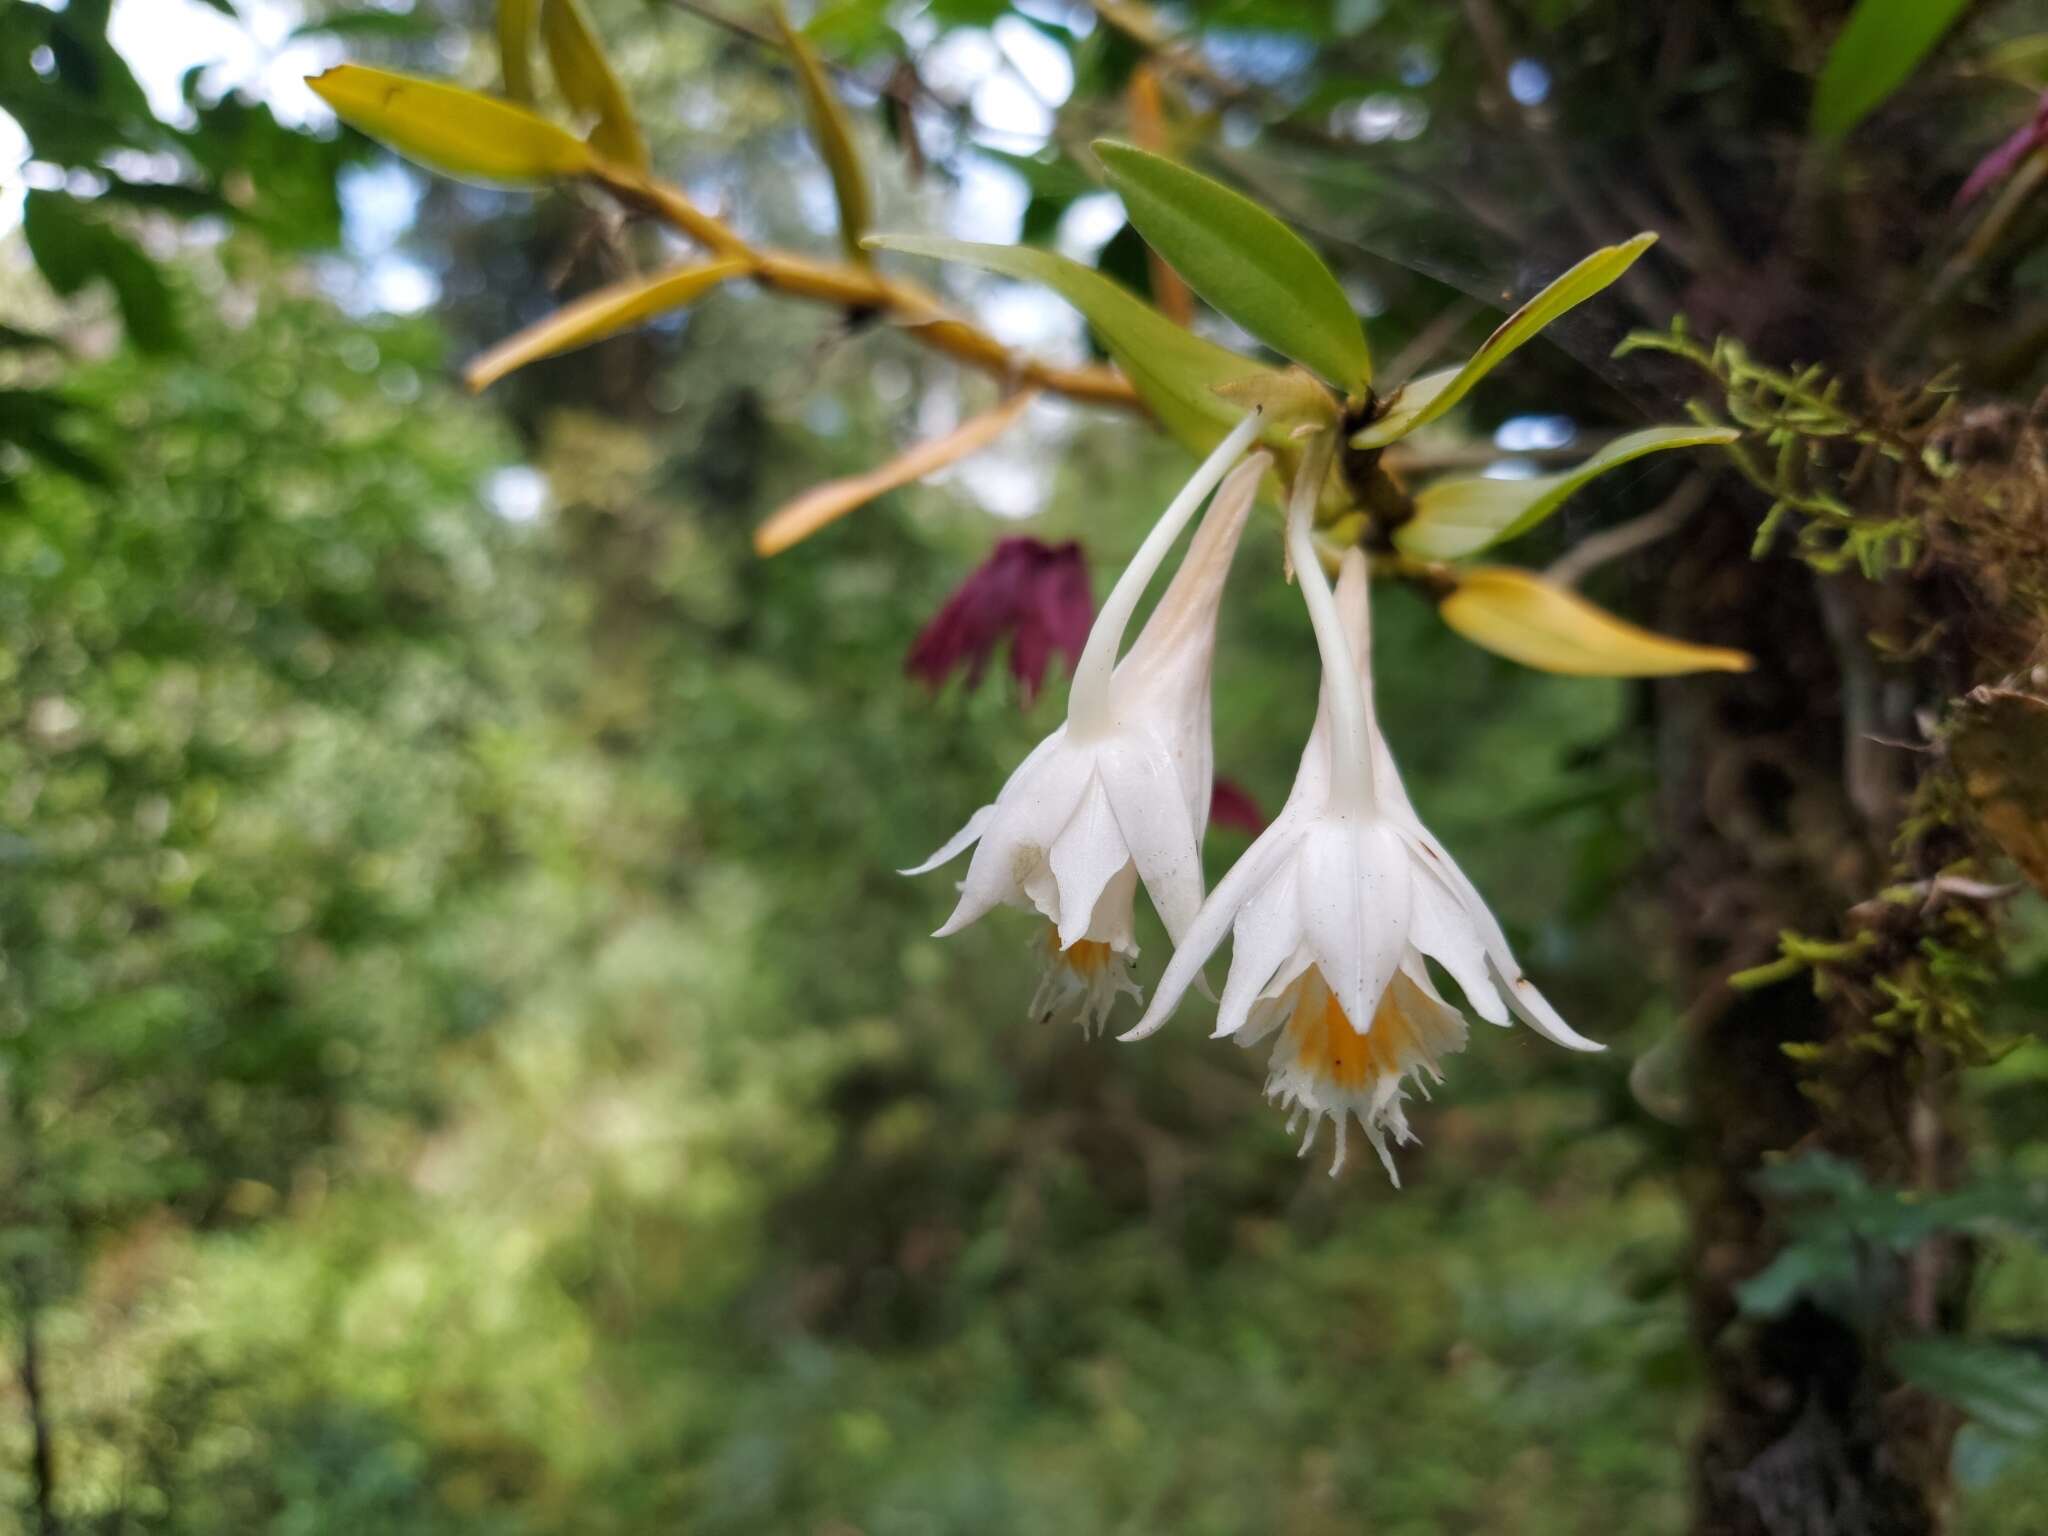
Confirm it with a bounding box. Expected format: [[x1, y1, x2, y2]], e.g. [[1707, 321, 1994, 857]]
[[306, 65, 596, 185], [1812, 0, 1972, 140], [0, 388, 111, 485], [541, 0, 649, 170], [21, 190, 181, 353], [1353, 233, 1657, 448], [773, 0, 872, 261], [1735, 1235, 1865, 1321], [0, 325, 64, 354], [1095, 140, 1371, 389], [865, 233, 1271, 455], [1892, 1337, 2048, 1443], [1396, 425, 1737, 560], [288, 10, 442, 42], [187, 95, 350, 251]]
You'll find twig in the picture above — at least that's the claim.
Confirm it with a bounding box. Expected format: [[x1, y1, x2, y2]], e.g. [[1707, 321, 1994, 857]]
[[1379, 297, 1482, 391], [12, 1261, 58, 1536], [577, 161, 1142, 412], [666, 0, 783, 53], [1545, 472, 1711, 587], [1881, 150, 2048, 367]]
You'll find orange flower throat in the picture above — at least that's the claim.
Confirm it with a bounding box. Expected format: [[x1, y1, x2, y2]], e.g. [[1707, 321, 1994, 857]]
[[1290, 978, 1424, 1091]]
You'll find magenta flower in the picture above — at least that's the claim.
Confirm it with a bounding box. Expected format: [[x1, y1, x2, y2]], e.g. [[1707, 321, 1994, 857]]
[[1958, 92, 2048, 207], [906, 537, 1094, 704], [1210, 777, 1267, 836]]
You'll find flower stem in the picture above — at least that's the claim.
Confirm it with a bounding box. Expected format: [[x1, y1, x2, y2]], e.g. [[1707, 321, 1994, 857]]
[[1068, 410, 1263, 738], [1285, 429, 1374, 815]]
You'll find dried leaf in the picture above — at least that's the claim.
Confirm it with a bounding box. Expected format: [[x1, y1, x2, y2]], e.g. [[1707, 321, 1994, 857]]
[[755, 390, 1039, 556], [465, 258, 752, 391]]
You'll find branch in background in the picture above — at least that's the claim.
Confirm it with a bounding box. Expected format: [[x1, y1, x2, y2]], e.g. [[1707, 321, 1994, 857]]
[[1544, 472, 1711, 587], [12, 1260, 59, 1536], [1460, 0, 1677, 322], [574, 160, 1141, 412], [1378, 297, 1483, 391]]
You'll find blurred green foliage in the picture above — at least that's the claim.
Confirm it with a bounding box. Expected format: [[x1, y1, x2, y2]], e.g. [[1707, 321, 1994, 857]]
[[4, 0, 2047, 1532]]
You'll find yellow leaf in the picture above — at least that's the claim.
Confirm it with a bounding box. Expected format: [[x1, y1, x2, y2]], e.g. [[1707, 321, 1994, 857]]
[[307, 65, 595, 184], [1440, 566, 1753, 676], [465, 259, 752, 392], [1211, 367, 1339, 443], [498, 0, 539, 100], [755, 391, 1038, 556], [772, 1, 871, 260], [541, 0, 649, 171]]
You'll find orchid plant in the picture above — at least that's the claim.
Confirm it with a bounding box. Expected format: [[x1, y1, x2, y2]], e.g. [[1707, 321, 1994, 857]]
[[306, 6, 1755, 1180]]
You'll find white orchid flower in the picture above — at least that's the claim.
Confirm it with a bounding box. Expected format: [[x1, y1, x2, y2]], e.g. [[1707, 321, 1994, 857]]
[[905, 411, 1270, 1035], [1122, 433, 1602, 1179]]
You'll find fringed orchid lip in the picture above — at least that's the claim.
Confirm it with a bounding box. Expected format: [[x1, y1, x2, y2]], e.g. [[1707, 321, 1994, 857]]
[[905, 411, 1268, 1033], [1121, 430, 1599, 1180]]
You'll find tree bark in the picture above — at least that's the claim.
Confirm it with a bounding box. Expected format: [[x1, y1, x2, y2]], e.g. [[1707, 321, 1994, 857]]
[[1658, 505, 1972, 1535]]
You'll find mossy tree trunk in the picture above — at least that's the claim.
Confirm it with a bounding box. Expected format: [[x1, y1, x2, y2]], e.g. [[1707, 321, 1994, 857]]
[[1653, 392, 2043, 1531]]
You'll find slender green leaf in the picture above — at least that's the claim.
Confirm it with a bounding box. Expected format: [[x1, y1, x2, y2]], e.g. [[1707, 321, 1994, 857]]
[[1096, 140, 1371, 389], [21, 190, 181, 353], [866, 234, 1271, 454], [1353, 234, 1657, 448], [306, 65, 596, 185], [541, 0, 649, 170], [288, 11, 442, 42], [0, 389, 111, 485], [773, 0, 872, 260], [1813, 0, 1972, 140], [1396, 425, 1737, 560], [1892, 1337, 2048, 1443], [0, 325, 64, 354]]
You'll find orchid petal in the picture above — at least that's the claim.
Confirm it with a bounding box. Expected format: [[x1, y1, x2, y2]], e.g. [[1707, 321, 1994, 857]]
[[1495, 967, 1604, 1053], [1299, 823, 1408, 1039], [934, 745, 1093, 936], [1101, 739, 1207, 945], [900, 803, 995, 876], [1407, 859, 1508, 1025], [1047, 774, 1131, 949], [1213, 860, 1306, 1039], [1120, 820, 1305, 1041]]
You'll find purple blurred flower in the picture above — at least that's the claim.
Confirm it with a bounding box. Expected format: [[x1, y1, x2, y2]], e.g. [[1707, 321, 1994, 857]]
[[1958, 92, 2048, 207], [1209, 776, 1267, 835], [906, 537, 1094, 704]]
